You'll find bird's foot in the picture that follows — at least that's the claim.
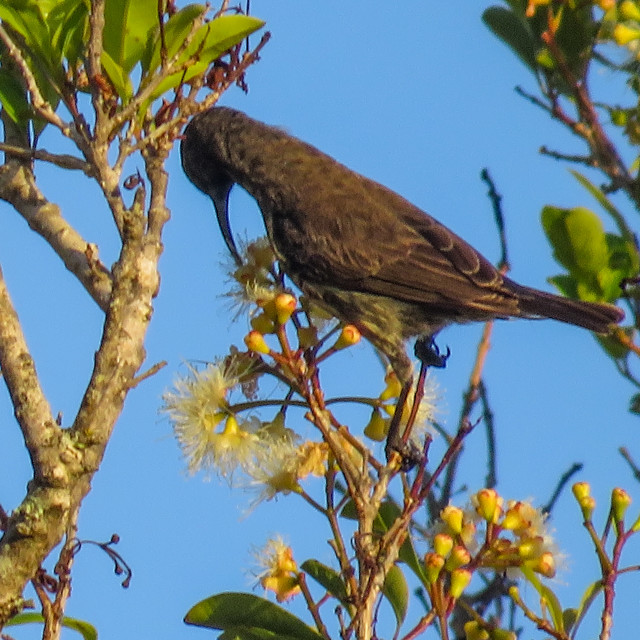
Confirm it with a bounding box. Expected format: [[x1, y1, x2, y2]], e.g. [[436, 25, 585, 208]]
[[414, 336, 450, 368], [385, 436, 424, 471]]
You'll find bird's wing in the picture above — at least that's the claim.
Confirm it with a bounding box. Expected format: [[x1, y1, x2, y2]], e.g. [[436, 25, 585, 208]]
[[271, 170, 517, 316]]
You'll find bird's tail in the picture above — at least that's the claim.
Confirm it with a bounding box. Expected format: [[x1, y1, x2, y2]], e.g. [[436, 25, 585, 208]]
[[508, 279, 624, 333]]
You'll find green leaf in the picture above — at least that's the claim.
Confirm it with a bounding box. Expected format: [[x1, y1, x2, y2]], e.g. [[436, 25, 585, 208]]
[[382, 564, 409, 628], [142, 12, 265, 102], [0, 1, 64, 119], [596, 330, 631, 360], [141, 3, 206, 74], [568, 580, 604, 634], [190, 14, 266, 63], [570, 170, 635, 242], [104, 0, 158, 73], [341, 498, 429, 585], [6, 612, 97, 640], [0, 3, 46, 51], [547, 274, 578, 299], [0, 67, 31, 123], [0, 1, 64, 81], [34, 0, 65, 18], [564, 207, 610, 273], [47, 0, 89, 67], [377, 501, 429, 585], [101, 49, 133, 100], [185, 592, 324, 640], [301, 559, 349, 606], [541, 206, 609, 274], [605, 234, 639, 275], [520, 567, 564, 632], [554, 4, 596, 80], [482, 6, 538, 72]]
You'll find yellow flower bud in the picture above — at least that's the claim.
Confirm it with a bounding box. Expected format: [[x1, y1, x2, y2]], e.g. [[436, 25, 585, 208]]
[[463, 621, 490, 640], [611, 487, 632, 523], [433, 533, 454, 558], [529, 551, 556, 578], [517, 535, 544, 560], [475, 489, 502, 523], [572, 482, 591, 501], [445, 545, 471, 571], [245, 330, 271, 354], [274, 293, 297, 325], [502, 502, 530, 531], [620, 0, 640, 21], [364, 409, 388, 441], [261, 574, 301, 602], [380, 370, 403, 401], [449, 568, 472, 599], [333, 324, 362, 350], [577, 495, 596, 521], [613, 22, 640, 45], [440, 505, 464, 535], [424, 552, 445, 584]]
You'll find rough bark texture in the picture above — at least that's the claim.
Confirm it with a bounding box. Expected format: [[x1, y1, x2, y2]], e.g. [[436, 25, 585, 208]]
[[0, 152, 169, 626]]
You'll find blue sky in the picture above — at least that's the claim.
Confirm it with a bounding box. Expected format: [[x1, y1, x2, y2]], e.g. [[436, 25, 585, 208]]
[[1, 2, 639, 638]]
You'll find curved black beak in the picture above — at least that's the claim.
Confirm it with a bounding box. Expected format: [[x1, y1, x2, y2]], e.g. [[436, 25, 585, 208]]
[[210, 182, 243, 267]]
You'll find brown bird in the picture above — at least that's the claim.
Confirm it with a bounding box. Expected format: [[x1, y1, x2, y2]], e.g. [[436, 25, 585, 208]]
[[181, 107, 624, 454]]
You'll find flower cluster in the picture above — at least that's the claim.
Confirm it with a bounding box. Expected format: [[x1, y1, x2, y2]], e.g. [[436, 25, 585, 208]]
[[425, 490, 557, 604], [253, 536, 301, 602], [422, 490, 557, 639], [162, 357, 329, 497]]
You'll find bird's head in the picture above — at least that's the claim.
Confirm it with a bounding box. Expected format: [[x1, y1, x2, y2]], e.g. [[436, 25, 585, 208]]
[[181, 108, 244, 265]]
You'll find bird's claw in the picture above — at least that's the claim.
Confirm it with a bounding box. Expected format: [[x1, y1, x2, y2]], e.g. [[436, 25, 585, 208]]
[[414, 336, 450, 368], [385, 436, 424, 471]]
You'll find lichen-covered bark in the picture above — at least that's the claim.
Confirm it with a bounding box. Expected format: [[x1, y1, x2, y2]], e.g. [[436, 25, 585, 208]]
[[0, 153, 169, 626]]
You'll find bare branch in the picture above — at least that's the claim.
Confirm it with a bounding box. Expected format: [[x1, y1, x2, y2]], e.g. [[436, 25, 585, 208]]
[[0, 264, 57, 467], [0, 144, 93, 174], [87, 0, 106, 132], [0, 162, 112, 310]]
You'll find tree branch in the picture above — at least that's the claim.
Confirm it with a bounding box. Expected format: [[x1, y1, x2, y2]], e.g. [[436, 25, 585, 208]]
[[0, 144, 93, 175], [0, 162, 112, 311], [0, 266, 57, 468], [0, 265, 77, 624]]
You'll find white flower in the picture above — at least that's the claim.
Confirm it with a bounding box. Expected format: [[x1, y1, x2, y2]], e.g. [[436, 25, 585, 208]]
[[162, 361, 259, 477], [244, 435, 302, 504]]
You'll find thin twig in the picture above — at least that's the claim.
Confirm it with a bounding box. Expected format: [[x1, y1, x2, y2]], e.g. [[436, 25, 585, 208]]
[[128, 361, 168, 389], [542, 462, 583, 515], [480, 169, 508, 270], [539, 145, 596, 167], [0, 143, 93, 174]]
